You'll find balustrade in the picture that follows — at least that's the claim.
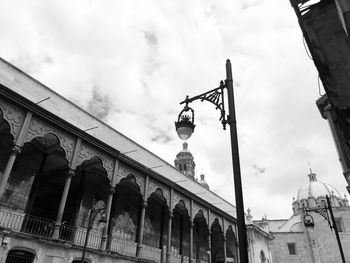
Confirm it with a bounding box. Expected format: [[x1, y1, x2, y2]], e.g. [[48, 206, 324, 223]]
[[110, 237, 137, 257]]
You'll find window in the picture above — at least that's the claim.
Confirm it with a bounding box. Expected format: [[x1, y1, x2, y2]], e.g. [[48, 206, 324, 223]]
[[260, 250, 266, 263], [287, 243, 296, 255], [335, 218, 343, 232], [5, 249, 35, 263]]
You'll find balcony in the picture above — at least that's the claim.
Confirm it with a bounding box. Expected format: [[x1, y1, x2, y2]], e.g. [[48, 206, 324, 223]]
[[0, 208, 207, 263]]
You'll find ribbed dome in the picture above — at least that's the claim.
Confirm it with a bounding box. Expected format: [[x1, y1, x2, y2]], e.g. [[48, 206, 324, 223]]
[[297, 172, 342, 201]]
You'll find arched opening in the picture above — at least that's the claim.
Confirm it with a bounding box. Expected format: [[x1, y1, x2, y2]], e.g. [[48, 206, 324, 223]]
[[109, 174, 142, 244], [71, 157, 109, 228], [211, 219, 224, 263], [144, 188, 168, 249], [5, 249, 35, 263], [0, 110, 14, 195], [193, 210, 209, 261], [226, 226, 238, 263], [260, 250, 266, 263], [172, 200, 190, 257]]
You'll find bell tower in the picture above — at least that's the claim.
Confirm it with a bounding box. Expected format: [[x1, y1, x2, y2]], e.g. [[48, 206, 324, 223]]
[[174, 142, 196, 179]]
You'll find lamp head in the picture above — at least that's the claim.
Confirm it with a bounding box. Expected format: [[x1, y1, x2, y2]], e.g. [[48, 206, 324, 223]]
[[175, 105, 195, 140]]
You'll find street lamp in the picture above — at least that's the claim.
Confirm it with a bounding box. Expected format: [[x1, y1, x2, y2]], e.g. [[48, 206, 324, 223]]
[[175, 59, 249, 263], [303, 195, 345, 263], [80, 199, 107, 263]]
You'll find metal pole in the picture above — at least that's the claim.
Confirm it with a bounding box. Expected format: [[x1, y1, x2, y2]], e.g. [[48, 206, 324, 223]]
[[81, 210, 94, 263], [326, 195, 346, 263], [225, 59, 249, 263]]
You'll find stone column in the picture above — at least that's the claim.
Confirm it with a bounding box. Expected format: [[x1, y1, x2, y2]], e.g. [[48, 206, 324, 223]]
[[189, 220, 194, 263], [166, 211, 173, 263], [0, 145, 21, 198], [223, 235, 227, 263], [207, 229, 212, 263], [52, 169, 75, 239], [136, 199, 148, 257], [101, 186, 115, 250]]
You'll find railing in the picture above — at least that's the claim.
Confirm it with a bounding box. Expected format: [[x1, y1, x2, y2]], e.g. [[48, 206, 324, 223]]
[[110, 237, 137, 257], [74, 227, 102, 249], [21, 215, 54, 238], [169, 252, 182, 263], [0, 208, 24, 231], [59, 224, 76, 242], [140, 245, 162, 262]]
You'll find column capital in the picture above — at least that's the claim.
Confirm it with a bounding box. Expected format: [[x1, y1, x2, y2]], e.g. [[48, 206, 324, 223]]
[[12, 144, 21, 154], [66, 169, 75, 177], [222, 235, 227, 242], [168, 211, 173, 218], [190, 221, 194, 228], [141, 200, 148, 208], [109, 185, 116, 195]]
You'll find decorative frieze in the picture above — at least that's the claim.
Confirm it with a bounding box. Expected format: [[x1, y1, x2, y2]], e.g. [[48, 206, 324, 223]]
[[172, 191, 190, 213], [0, 98, 26, 141], [146, 177, 170, 207], [209, 210, 223, 230], [117, 162, 145, 195], [192, 202, 208, 225], [77, 142, 115, 181], [23, 116, 75, 162]]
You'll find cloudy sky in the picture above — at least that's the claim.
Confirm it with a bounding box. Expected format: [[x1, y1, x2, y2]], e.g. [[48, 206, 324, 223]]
[[0, 0, 346, 220]]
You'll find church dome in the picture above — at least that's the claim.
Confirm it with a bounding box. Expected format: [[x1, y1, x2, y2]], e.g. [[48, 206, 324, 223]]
[[296, 172, 342, 201]]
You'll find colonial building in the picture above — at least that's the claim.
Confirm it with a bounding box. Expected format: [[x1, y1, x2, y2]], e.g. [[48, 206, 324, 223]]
[[255, 171, 350, 263], [174, 142, 273, 263], [290, 0, 350, 193], [0, 57, 239, 263]]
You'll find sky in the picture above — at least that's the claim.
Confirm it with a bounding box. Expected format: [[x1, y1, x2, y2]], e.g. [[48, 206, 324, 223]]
[[0, 0, 347, 220]]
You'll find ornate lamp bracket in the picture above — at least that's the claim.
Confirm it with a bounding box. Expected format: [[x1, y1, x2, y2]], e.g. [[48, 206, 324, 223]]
[[305, 207, 333, 230], [180, 80, 227, 130]]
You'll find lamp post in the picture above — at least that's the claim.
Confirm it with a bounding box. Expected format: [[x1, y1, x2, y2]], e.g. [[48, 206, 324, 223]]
[[175, 59, 249, 263], [303, 195, 345, 263], [80, 199, 107, 263]]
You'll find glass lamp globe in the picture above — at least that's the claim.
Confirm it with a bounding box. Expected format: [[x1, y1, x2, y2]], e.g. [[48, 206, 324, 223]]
[[176, 125, 194, 140]]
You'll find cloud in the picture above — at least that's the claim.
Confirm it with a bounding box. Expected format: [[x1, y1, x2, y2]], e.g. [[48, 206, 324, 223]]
[[87, 86, 111, 120], [0, 0, 346, 220]]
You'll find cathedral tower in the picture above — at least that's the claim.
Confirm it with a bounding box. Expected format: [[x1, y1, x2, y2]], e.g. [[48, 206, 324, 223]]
[[174, 142, 196, 179]]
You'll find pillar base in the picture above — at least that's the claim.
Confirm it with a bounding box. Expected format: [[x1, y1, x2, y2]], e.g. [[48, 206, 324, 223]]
[[51, 224, 61, 239]]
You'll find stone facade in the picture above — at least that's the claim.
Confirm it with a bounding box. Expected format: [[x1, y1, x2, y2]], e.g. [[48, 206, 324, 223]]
[[256, 172, 350, 263]]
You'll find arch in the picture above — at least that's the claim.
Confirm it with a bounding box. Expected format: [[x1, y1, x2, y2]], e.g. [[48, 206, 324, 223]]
[[0, 98, 26, 141], [260, 250, 266, 263], [143, 188, 169, 249], [193, 211, 209, 261], [5, 249, 35, 263], [211, 218, 224, 263], [24, 116, 76, 163], [109, 174, 143, 242], [226, 226, 238, 263], [0, 110, 14, 192], [69, 157, 110, 229], [1, 133, 70, 219], [76, 142, 114, 181]]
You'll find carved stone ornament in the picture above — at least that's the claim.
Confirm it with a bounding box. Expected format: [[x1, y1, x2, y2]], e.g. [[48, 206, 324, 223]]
[[76, 142, 115, 181], [0, 98, 26, 141], [23, 116, 76, 162], [172, 191, 190, 212], [193, 202, 208, 225], [209, 210, 223, 229], [224, 218, 234, 234], [116, 161, 145, 195], [146, 177, 170, 207]]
